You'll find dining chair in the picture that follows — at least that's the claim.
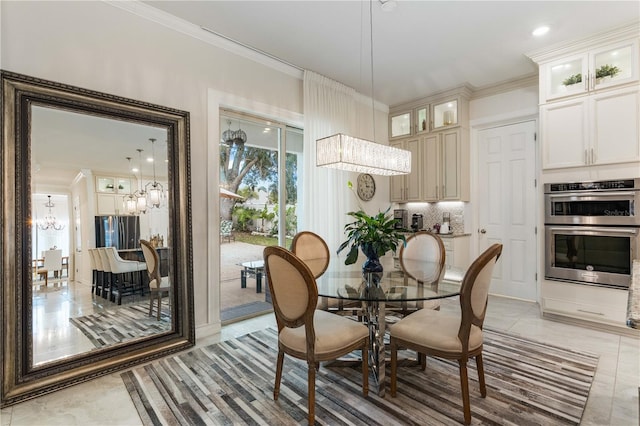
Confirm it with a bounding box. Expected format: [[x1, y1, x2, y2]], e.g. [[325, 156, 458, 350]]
[[263, 246, 369, 425], [291, 231, 363, 318], [92, 248, 107, 297], [290, 231, 330, 279], [104, 246, 147, 305], [140, 239, 171, 320], [97, 248, 113, 299], [389, 243, 503, 425], [36, 249, 63, 285], [87, 249, 98, 294], [389, 231, 446, 316]]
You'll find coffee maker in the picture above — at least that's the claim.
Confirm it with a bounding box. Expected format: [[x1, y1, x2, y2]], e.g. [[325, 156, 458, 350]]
[[393, 209, 408, 229], [411, 214, 424, 231]]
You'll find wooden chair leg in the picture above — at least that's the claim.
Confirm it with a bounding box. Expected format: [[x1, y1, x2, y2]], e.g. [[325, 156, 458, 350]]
[[458, 360, 471, 425], [274, 351, 284, 401], [419, 352, 426, 371], [476, 353, 487, 397], [390, 340, 397, 397], [308, 363, 315, 425]]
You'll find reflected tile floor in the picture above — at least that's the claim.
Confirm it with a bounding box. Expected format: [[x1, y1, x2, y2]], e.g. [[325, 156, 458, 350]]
[[2, 296, 638, 425]]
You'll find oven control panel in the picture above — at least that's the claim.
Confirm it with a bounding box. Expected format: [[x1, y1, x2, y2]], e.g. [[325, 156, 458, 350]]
[[546, 178, 638, 193]]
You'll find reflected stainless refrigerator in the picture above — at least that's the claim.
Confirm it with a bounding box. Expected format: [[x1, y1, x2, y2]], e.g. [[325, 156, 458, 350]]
[[95, 215, 140, 249]]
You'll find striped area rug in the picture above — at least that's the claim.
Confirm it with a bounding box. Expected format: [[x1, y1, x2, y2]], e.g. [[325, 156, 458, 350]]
[[121, 328, 598, 425], [70, 301, 171, 348]]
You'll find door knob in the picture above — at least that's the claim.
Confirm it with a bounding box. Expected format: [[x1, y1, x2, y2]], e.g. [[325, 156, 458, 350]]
[[479, 228, 486, 234]]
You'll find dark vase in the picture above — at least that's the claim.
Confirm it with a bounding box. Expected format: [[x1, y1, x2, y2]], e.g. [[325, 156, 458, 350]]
[[361, 243, 383, 285]]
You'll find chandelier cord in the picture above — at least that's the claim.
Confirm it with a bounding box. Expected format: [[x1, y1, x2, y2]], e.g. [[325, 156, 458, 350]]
[[369, 0, 376, 143]]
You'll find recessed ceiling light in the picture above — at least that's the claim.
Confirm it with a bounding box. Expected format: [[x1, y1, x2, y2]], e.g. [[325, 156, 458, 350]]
[[532, 26, 550, 37], [379, 0, 397, 12]]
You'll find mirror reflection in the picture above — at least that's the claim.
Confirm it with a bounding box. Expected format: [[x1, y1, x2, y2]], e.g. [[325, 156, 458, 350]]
[[30, 106, 172, 366]]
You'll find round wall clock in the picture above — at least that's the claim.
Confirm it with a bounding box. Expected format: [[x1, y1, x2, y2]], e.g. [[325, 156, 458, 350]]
[[356, 173, 376, 201]]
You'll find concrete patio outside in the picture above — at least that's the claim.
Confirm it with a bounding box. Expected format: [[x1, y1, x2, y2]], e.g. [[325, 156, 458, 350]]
[[220, 240, 272, 322]]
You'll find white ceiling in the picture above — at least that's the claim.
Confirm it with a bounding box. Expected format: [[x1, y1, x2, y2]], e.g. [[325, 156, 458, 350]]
[[144, 0, 639, 107]]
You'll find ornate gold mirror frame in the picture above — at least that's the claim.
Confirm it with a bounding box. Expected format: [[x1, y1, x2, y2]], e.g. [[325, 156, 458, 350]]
[[1, 71, 195, 406]]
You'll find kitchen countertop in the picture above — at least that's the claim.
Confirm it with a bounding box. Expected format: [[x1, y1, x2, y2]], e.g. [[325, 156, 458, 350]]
[[398, 230, 470, 238]]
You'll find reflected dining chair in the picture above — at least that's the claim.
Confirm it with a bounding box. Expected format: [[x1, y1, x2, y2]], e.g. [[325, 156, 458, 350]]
[[92, 248, 107, 297], [389, 243, 503, 425], [263, 246, 369, 425], [104, 246, 147, 305], [140, 239, 171, 320], [36, 249, 63, 286], [97, 248, 113, 300], [390, 231, 446, 316], [88, 248, 98, 294]]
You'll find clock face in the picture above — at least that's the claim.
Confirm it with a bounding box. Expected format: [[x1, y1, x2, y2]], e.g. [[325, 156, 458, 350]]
[[357, 173, 376, 201]]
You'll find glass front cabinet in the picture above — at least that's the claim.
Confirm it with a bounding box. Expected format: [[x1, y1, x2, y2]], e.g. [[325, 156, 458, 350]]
[[541, 39, 638, 102], [389, 93, 466, 139], [389, 110, 412, 138]]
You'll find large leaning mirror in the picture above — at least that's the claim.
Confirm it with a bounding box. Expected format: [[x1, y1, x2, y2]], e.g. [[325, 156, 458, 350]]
[[1, 71, 194, 406]]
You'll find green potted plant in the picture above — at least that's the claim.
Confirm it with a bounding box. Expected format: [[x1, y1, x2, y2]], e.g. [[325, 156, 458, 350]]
[[562, 73, 582, 86], [337, 207, 406, 276], [595, 64, 620, 80]]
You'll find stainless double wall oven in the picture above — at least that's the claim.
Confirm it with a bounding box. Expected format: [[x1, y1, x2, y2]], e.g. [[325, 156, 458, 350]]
[[544, 178, 639, 289]]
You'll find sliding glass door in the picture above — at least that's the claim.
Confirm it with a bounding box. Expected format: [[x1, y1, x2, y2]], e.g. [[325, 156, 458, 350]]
[[219, 110, 302, 322]]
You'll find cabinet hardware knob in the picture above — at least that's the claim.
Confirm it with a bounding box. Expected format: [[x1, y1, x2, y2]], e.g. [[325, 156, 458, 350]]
[[479, 228, 486, 234]]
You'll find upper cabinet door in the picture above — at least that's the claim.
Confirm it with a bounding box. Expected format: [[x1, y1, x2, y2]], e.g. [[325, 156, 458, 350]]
[[591, 40, 639, 92], [541, 39, 639, 102], [389, 110, 412, 139], [432, 99, 458, 130], [543, 53, 589, 102]]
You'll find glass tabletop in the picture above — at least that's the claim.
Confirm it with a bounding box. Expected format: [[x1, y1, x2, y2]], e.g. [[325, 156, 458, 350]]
[[316, 258, 461, 302]]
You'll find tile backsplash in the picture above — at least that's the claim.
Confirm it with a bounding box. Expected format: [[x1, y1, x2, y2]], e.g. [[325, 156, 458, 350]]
[[400, 203, 467, 234]]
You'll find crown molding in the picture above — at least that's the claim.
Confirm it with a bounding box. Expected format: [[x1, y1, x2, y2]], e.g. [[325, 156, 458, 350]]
[[470, 74, 539, 100], [527, 21, 640, 64], [104, 0, 304, 80]]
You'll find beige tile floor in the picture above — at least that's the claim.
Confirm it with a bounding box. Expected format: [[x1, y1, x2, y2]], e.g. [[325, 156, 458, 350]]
[[2, 293, 638, 425]]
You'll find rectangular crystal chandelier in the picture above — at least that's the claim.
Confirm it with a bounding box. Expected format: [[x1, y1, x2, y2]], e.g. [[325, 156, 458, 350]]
[[316, 133, 411, 176]]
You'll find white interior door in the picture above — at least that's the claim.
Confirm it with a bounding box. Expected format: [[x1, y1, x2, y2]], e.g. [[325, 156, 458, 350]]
[[477, 121, 537, 300]]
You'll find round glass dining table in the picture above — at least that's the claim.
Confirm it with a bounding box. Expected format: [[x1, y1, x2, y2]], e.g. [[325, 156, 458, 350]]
[[315, 257, 463, 396]]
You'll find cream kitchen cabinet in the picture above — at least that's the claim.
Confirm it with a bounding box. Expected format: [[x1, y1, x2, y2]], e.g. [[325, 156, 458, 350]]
[[390, 138, 421, 202], [539, 38, 638, 103], [96, 193, 122, 215], [441, 234, 470, 270], [541, 86, 640, 169], [422, 128, 470, 201]]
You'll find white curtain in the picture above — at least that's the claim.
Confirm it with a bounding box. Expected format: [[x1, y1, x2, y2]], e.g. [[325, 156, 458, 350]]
[[301, 70, 360, 254]]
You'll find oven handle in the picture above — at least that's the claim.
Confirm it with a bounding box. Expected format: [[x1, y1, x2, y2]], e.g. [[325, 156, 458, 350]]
[[548, 226, 639, 235], [547, 191, 636, 198]]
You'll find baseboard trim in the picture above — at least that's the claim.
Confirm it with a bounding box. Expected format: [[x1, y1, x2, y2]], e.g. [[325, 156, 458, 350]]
[[543, 312, 640, 338]]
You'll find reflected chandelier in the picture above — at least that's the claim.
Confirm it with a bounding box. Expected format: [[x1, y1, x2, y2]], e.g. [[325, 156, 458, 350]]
[[315, 0, 410, 176], [37, 195, 64, 231], [122, 157, 138, 215], [145, 138, 165, 208], [134, 148, 148, 214]]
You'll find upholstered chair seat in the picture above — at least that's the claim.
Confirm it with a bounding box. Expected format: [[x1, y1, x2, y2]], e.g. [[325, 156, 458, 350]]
[[390, 309, 483, 352]]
